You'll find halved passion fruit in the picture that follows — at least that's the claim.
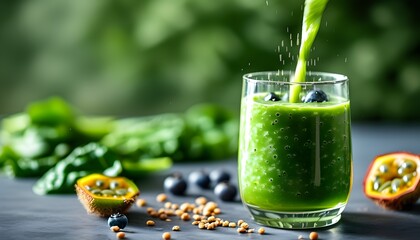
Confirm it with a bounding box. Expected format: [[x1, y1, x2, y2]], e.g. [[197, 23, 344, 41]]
[[364, 152, 420, 210], [75, 173, 140, 217]]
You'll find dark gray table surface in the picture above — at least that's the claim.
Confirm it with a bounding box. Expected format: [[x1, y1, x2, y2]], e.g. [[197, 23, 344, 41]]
[[1, 123, 420, 240]]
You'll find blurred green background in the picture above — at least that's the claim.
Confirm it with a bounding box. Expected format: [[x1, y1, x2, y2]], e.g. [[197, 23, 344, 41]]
[[1, 0, 419, 121]]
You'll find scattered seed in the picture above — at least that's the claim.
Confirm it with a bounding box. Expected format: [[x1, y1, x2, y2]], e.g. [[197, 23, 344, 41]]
[[228, 222, 237, 228], [198, 222, 206, 229], [146, 207, 155, 214], [136, 199, 147, 207], [309, 231, 319, 240], [116, 231, 125, 239], [165, 209, 175, 216], [240, 222, 249, 229], [175, 209, 184, 216], [202, 209, 212, 216], [207, 216, 216, 222], [164, 202, 172, 209], [195, 197, 207, 205], [147, 193, 267, 235], [150, 211, 159, 218], [207, 223, 216, 230], [179, 203, 189, 211], [180, 212, 190, 221], [162, 232, 171, 240], [205, 202, 217, 211], [213, 208, 221, 214], [157, 193, 167, 202], [110, 226, 120, 232], [159, 213, 168, 220]]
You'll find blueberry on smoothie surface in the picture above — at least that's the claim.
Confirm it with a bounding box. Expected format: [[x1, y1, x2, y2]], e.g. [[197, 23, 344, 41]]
[[303, 90, 328, 103], [264, 92, 281, 102]]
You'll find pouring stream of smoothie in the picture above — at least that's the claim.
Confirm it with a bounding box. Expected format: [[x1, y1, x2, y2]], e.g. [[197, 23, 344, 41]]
[[289, 0, 329, 103]]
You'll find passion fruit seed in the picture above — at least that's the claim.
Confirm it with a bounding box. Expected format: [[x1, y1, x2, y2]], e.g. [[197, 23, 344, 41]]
[[402, 173, 414, 183], [96, 180, 105, 187], [116, 189, 128, 195], [373, 158, 418, 194], [84, 179, 131, 198], [88, 187, 130, 198], [391, 178, 402, 192], [91, 189, 102, 195], [397, 160, 417, 176], [110, 181, 119, 189], [373, 179, 384, 191], [102, 189, 115, 196], [378, 164, 390, 174], [377, 181, 391, 193]]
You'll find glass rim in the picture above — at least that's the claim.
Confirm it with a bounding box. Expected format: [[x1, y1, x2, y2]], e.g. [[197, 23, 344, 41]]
[[243, 70, 348, 85]]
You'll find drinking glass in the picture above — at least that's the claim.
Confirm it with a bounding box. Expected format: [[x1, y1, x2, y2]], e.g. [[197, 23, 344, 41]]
[[238, 70, 352, 229]]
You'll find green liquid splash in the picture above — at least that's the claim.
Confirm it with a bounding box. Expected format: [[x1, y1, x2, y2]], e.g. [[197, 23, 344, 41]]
[[289, 0, 329, 103]]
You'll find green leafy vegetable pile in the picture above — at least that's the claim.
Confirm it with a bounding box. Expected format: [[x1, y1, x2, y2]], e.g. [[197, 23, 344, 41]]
[[0, 97, 238, 194]]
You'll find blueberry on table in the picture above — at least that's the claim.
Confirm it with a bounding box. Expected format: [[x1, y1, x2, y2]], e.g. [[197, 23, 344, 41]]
[[214, 182, 237, 201], [303, 90, 328, 103], [188, 170, 211, 189], [164, 173, 188, 195], [264, 92, 281, 102], [209, 169, 231, 185], [108, 213, 128, 229]]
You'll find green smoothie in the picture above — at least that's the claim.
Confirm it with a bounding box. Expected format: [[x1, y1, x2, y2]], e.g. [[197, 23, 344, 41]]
[[238, 93, 352, 211]]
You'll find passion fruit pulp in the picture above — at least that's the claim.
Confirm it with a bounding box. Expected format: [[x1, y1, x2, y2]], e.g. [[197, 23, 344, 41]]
[[75, 173, 140, 217], [364, 152, 420, 210]]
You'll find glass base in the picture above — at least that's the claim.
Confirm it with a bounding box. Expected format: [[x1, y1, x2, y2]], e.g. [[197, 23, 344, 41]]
[[244, 203, 346, 229]]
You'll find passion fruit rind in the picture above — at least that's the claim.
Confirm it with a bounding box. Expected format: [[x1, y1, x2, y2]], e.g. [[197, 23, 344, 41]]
[[370, 182, 420, 210], [75, 174, 140, 217], [364, 152, 420, 210]]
